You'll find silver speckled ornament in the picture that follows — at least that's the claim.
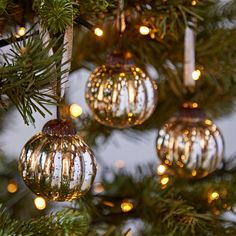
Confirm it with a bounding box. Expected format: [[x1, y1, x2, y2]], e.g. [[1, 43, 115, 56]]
[[156, 102, 224, 178], [85, 51, 158, 128], [19, 119, 96, 201]]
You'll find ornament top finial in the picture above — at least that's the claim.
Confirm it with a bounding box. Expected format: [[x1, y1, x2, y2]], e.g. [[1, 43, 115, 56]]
[[106, 51, 134, 69], [42, 119, 76, 137], [182, 101, 199, 109], [178, 102, 206, 121]]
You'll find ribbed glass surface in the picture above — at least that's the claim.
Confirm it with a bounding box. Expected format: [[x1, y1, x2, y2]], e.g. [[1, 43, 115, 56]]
[[85, 65, 158, 128], [156, 112, 224, 178], [19, 133, 96, 201]]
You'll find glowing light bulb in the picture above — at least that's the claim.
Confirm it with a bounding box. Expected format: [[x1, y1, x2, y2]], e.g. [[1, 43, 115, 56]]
[[93, 183, 104, 194], [115, 160, 125, 169], [7, 181, 18, 193], [94, 27, 103, 37], [34, 197, 46, 210], [121, 201, 134, 212], [160, 176, 169, 185], [191, 0, 197, 6], [192, 102, 198, 108], [103, 201, 115, 207], [70, 104, 83, 118], [209, 192, 220, 201], [18, 27, 26, 37], [192, 70, 201, 80], [139, 26, 150, 35], [157, 164, 166, 175], [212, 208, 220, 215]]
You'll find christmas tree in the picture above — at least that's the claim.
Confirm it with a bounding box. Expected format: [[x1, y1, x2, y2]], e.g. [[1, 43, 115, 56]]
[[1, 0, 236, 235]]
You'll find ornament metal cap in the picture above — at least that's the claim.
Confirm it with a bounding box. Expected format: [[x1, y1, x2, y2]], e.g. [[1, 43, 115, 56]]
[[178, 102, 206, 122], [42, 119, 76, 137], [106, 51, 134, 69]]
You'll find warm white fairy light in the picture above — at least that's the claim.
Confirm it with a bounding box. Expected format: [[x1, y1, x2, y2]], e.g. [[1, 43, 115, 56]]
[[70, 104, 83, 118], [7, 181, 18, 193], [16, 27, 26, 38], [121, 200, 134, 212], [192, 69, 201, 80], [139, 26, 150, 35], [209, 192, 220, 201], [93, 182, 104, 194], [34, 197, 46, 210], [115, 160, 125, 169], [157, 164, 166, 175], [160, 176, 170, 185], [94, 27, 103, 37]]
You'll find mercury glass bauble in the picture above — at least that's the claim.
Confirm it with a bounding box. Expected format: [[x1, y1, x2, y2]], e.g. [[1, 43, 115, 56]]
[[19, 119, 97, 201], [156, 102, 224, 178], [85, 51, 158, 128]]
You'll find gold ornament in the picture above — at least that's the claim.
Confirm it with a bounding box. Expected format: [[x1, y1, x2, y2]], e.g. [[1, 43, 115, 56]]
[[85, 51, 158, 128], [19, 119, 97, 201], [156, 102, 224, 178]]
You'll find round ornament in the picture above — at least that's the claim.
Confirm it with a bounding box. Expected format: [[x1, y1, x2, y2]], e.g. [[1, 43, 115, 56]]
[[19, 119, 96, 201], [156, 102, 224, 178], [85, 51, 158, 128]]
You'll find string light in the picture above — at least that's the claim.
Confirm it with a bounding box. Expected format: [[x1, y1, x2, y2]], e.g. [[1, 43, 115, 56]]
[[94, 27, 103, 37], [70, 104, 83, 118], [157, 164, 166, 175], [183, 102, 198, 108], [115, 160, 125, 169], [223, 203, 231, 211], [16, 26, 26, 38], [121, 200, 134, 213], [212, 208, 221, 215], [7, 180, 18, 193], [139, 26, 150, 35], [160, 176, 169, 185], [191, 0, 198, 6], [192, 69, 201, 80], [191, 170, 197, 177], [93, 182, 104, 194], [103, 201, 115, 207], [208, 191, 220, 203], [210, 191, 220, 200], [34, 197, 46, 210]]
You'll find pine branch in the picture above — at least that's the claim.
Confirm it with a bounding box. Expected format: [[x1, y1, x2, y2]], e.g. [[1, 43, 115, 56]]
[[0, 32, 68, 124], [0, 0, 7, 14], [79, 163, 236, 235], [0, 209, 89, 236], [2, 153, 236, 235], [34, 0, 73, 34], [78, 0, 115, 13]]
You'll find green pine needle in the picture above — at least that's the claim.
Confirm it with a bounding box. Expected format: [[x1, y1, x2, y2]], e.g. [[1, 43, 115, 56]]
[[35, 0, 73, 34], [0, 31, 67, 124], [0, 209, 89, 236]]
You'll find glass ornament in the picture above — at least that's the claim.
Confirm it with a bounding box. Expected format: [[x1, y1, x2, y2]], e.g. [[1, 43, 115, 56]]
[[85, 51, 158, 128], [19, 119, 97, 201], [156, 102, 224, 178]]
